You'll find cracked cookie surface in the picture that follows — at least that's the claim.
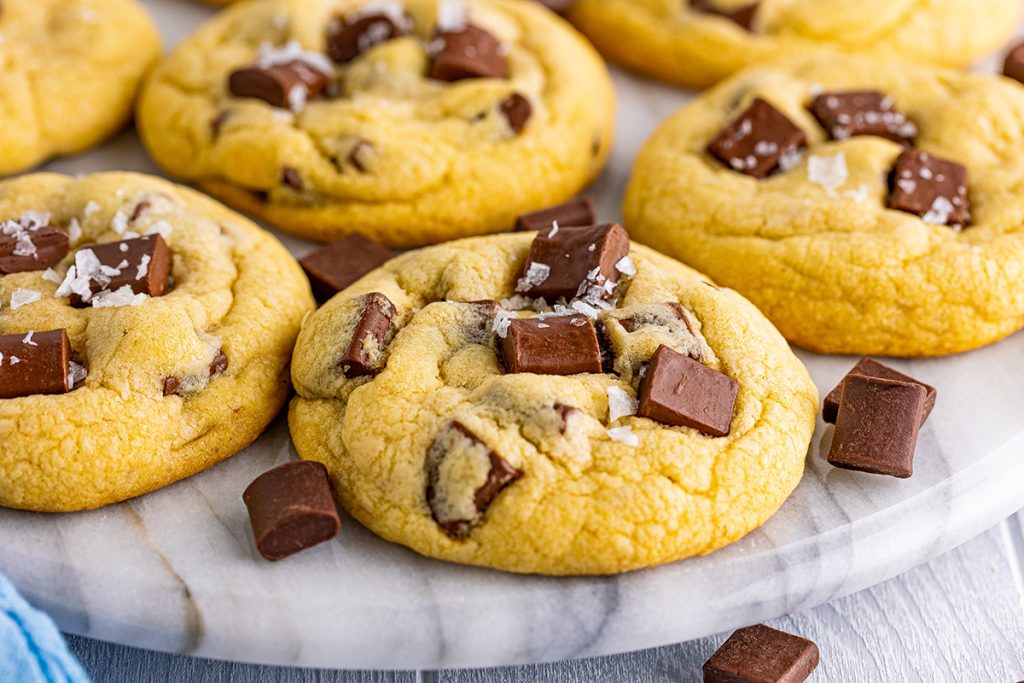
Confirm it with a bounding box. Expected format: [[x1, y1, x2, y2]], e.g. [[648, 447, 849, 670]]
[[0, 172, 314, 512], [288, 232, 816, 575], [137, 0, 615, 248], [0, 0, 161, 175], [568, 0, 1021, 90]]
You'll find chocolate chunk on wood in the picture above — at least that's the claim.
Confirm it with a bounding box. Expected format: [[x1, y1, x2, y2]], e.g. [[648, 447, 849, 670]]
[[809, 90, 917, 145], [299, 234, 397, 301], [243, 461, 341, 561], [0, 329, 72, 399], [703, 624, 819, 683], [708, 97, 806, 178], [638, 345, 738, 437], [828, 373, 927, 478], [429, 24, 509, 82], [887, 149, 970, 228], [326, 11, 407, 64], [518, 223, 629, 300], [498, 93, 532, 135], [514, 197, 596, 232], [340, 292, 397, 377], [500, 316, 603, 375], [1004, 42, 1024, 84], [66, 235, 170, 307], [823, 357, 936, 424], [426, 421, 522, 539], [228, 60, 329, 109], [690, 0, 759, 31], [0, 219, 69, 274]]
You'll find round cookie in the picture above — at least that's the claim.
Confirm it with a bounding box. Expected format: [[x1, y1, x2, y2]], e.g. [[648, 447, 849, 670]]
[[625, 53, 1024, 357], [0, 0, 161, 175], [288, 227, 817, 575], [138, 0, 615, 248], [0, 172, 314, 512], [568, 0, 1021, 90]]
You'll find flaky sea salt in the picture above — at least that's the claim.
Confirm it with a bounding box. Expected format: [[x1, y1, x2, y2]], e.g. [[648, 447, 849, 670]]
[[547, 221, 559, 239], [146, 220, 173, 239], [41, 268, 61, 284], [136, 255, 151, 280], [10, 288, 41, 310], [608, 426, 639, 447], [807, 154, 847, 194], [492, 309, 516, 338], [607, 387, 638, 422], [436, 0, 468, 31], [91, 286, 148, 308], [22, 331, 36, 346], [112, 210, 128, 235], [68, 361, 88, 389], [56, 248, 106, 303], [614, 256, 636, 277], [922, 197, 955, 225], [516, 262, 551, 292], [68, 218, 82, 244], [83, 200, 100, 217]]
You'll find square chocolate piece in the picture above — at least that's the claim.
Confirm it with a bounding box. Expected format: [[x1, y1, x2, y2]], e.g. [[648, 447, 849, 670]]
[[828, 374, 927, 478], [327, 11, 407, 64], [518, 223, 630, 301], [0, 222, 69, 274], [809, 90, 917, 145], [228, 60, 329, 110], [637, 345, 738, 437], [887, 149, 970, 228], [500, 316, 603, 375], [514, 197, 596, 232], [1003, 42, 1024, 84], [703, 624, 819, 683], [690, 0, 759, 31], [823, 357, 936, 425], [708, 98, 807, 178], [340, 292, 397, 377], [299, 234, 396, 301], [67, 235, 170, 307], [429, 25, 508, 82], [0, 329, 72, 399]]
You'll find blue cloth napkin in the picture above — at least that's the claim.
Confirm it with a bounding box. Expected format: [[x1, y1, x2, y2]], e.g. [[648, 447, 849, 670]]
[[0, 574, 88, 683]]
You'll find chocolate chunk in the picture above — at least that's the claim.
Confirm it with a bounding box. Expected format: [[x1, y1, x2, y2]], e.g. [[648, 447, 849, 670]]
[[594, 319, 615, 373], [518, 223, 629, 300], [299, 234, 397, 301], [162, 376, 180, 396], [534, 0, 573, 12], [429, 24, 509, 82], [501, 316, 603, 375], [211, 111, 231, 138], [0, 225, 69, 274], [809, 90, 917, 145], [228, 60, 329, 109], [620, 302, 691, 334], [345, 139, 374, 173], [281, 167, 303, 191], [514, 197, 596, 232], [615, 303, 702, 361], [163, 351, 229, 397], [326, 12, 407, 64], [887, 149, 970, 228], [243, 461, 341, 561], [0, 329, 72, 399], [703, 624, 819, 683], [340, 292, 397, 377], [690, 0, 759, 31], [708, 97, 807, 178], [823, 357, 936, 425], [499, 93, 532, 135], [827, 374, 927, 478], [129, 200, 151, 224], [637, 345, 738, 437], [553, 402, 580, 433], [209, 352, 228, 377], [67, 235, 170, 307], [1004, 43, 1024, 84], [426, 421, 522, 539]]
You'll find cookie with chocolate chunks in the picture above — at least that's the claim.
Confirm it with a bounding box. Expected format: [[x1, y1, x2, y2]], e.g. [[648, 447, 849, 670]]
[[340, 292, 397, 377], [514, 197, 596, 232], [638, 344, 738, 437], [518, 223, 629, 300], [887, 149, 970, 228], [500, 316, 603, 375], [64, 234, 170, 307], [703, 624, 819, 683], [228, 60, 329, 110], [299, 234, 396, 302], [0, 217, 69, 274], [708, 98, 806, 178], [0, 330, 72, 400], [429, 24, 509, 82], [809, 90, 917, 145], [823, 357, 936, 425], [327, 10, 407, 64]]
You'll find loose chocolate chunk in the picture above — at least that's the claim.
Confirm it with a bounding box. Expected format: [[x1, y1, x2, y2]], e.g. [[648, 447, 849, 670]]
[[514, 197, 596, 232], [703, 624, 819, 683], [299, 234, 397, 301], [243, 461, 341, 561], [690, 0, 759, 31], [426, 421, 522, 539], [326, 12, 407, 64], [518, 223, 629, 300], [707, 97, 807, 178], [0, 226, 69, 274], [501, 316, 603, 375], [887, 149, 970, 228], [638, 345, 738, 437], [823, 357, 936, 425], [281, 167, 303, 191], [0, 329, 72, 399], [67, 235, 170, 307], [1004, 43, 1024, 84], [228, 60, 329, 109], [499, 93, 532, 135], [429, 25, 509, 82], [340, 292, 397, 377], [809, 90, 917, 145], [828, 374, 926, 478]]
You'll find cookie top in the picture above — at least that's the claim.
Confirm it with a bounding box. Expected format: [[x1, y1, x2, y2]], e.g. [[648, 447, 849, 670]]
[[0, 173, 314, 512], [138, 0, 615, 247], [568, 0, 1021, 89], [625, 53, 1024, 357], [0, 0, 161, 174], [288, 228, 817, 575]]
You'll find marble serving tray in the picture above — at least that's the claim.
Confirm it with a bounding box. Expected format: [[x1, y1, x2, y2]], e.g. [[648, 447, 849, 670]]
[[2, 0, 1024, 671]]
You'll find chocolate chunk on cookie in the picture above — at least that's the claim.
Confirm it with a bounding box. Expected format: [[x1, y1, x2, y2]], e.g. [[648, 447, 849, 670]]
[[429, 24, 509, 82], [243, 461, 341, 561], [228, 60, 329, 110], [63, 235, 170, 307], [828, 373, 927, 478], [514, 197, 596, 232], [327, 9, 408, 64], [1004, 42, 1024, 84], [426, 421, 522, 540], [499, 93, 532, 135], [887, 149, 970, 228], [638, 345, 738, 437], [0, 215, 69, 274], [500, 316, 603, 375], [809, 90, 917, 145], [708, 98, 806, 178], [690, 0, 759, 31], [0, 329, 72, 399], [518, 223, 629, 300], [534, 0, 574, 13], [299, 234, 397, 301], [163, 350, 229, 397], [823, 357, 936, 424], [703, 624, 819, 683], [340, 292, 397, 377]]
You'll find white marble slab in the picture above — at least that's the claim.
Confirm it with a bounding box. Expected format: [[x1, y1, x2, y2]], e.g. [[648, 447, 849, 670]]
[[2, 0, 1024, 672]]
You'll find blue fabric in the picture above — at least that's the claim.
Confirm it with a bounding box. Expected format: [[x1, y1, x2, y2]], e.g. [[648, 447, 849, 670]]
[[0, 574, 89, 683]]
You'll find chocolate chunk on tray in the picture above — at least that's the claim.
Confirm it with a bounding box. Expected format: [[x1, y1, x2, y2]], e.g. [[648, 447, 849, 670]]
[[518, 223, 629, 300], [703, 624, 819, 683], [327, 10, 407, 64], [0, 215, 69, 274], [514, 197, 596, 232], [299, 234, 396, 301], [63, 235, 170, 307], [887, 149, 970, 228], [0, 329, 72, 399], [708, 98, 806, 178], [340, 292, 397, 377], [809, 90, 917, 145], [500, 316, 603, 375], [638, 344, 738, 437], [429, 24, 509, 81], [823, 357, 936, 424]]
